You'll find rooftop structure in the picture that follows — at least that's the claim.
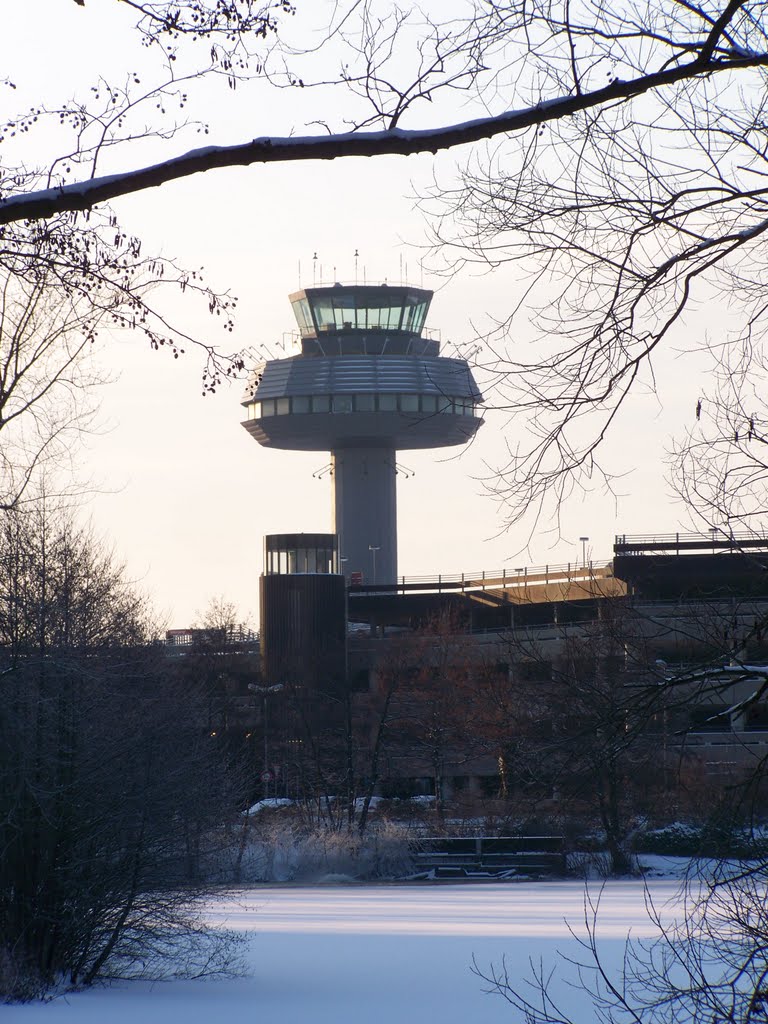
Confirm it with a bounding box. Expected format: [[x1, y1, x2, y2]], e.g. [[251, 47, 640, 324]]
[[241, 284, 484, 582], [260, 533, 346, 688]]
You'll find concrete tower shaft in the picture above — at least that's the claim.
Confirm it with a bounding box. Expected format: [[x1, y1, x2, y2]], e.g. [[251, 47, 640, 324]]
[[241, 284, 484, 583], [331, 447, 397, 585]]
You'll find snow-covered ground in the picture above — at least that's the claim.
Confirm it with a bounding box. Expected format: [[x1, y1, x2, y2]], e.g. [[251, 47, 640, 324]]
[[5, 873, 689, 1024]]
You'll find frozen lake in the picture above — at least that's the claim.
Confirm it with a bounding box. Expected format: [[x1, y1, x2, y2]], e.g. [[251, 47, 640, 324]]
[[6, 880, 683, 1024]]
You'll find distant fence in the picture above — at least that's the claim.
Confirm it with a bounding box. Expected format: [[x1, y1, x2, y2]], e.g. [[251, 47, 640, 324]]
[[348, 563, 613, 597], [615, 531, 768, 554], [410, 836, 566, 878]]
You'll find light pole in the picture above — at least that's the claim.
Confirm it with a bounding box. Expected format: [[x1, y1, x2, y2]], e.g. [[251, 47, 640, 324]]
[[368, 544, 381, 584], [247, 683, 284, 797], [579, 536, 589, 568]]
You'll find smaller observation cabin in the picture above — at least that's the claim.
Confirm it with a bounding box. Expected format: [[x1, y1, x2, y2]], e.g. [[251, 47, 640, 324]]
[[263, 533, 339, 576], [260, 533, 346, 689]]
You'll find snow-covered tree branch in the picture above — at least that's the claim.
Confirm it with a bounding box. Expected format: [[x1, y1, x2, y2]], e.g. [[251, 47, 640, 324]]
[[2, 47, 767, 224]]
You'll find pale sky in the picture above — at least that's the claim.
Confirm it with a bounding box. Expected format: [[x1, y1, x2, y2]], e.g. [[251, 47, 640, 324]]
[[2, 2, 711, 627]]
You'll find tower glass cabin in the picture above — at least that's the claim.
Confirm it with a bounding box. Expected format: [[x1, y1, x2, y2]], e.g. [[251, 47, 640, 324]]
[[241, 284, 484, 584]]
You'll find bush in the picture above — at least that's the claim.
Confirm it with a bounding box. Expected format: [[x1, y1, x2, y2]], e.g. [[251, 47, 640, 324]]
[[634, 822, 703, 856], [635, 820, 768, 858], [229, 818, 414, 882]]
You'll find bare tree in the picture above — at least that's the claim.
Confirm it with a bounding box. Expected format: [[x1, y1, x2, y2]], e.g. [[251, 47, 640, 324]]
[[0, 252, 239, 511], [0, 505, 241, 1000], [194, 595, 254, 640], [0, 269, 108, 510], [493, 606, 676, 873], [1, 2, 765, 482], [379, 609, 491, 820], [474, 860, 768, 1023], [668, 346, 768, 533], [0, 0, 289, 414], [1, 2, 765, 225], [468, 593, 768, 1019], [419, 0, 768, 533]]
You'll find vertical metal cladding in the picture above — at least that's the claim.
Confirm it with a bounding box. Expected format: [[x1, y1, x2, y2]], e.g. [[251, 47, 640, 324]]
[[260, 534, 346, 690]]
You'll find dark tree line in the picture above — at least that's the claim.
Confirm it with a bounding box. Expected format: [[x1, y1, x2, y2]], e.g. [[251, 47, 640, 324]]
[[0, 506, 243, 1000]]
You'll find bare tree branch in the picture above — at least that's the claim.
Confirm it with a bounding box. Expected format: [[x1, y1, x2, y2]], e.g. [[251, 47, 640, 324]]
[[1, 49, 767, 224]]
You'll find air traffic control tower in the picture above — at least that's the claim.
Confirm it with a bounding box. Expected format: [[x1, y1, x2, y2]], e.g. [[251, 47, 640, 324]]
[[241, 284, 484, 584]]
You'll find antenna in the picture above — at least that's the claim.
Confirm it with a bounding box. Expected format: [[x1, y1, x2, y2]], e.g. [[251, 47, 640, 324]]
[[312, 252, 318, 286], [399, 253, 403, 282], [354, 249, 359, 285]]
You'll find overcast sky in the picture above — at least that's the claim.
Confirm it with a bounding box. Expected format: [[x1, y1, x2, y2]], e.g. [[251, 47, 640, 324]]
[[2, 1, 709, 627]]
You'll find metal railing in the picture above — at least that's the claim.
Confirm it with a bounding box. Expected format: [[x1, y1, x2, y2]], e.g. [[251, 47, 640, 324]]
[[347, 560, 614, 596], [615, 531, 768, 554]]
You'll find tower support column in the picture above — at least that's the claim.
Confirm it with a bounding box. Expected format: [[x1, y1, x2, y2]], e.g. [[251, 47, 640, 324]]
[[332, 447, 397, 584]]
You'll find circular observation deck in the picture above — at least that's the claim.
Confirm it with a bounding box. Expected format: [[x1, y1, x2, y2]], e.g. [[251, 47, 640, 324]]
[[241, 285, 484, 452]]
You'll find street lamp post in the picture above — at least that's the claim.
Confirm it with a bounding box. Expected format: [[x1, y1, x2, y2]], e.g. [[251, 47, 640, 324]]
[[579, 536, 589, 568], [247, 683, 284, 797], [368, 544, 381, 585]]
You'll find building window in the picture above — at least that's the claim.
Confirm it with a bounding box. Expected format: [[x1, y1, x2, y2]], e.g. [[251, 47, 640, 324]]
[[516, 660, 552, 682], [291, 297, 315, 336], [355, 394, 376, 412], [479, 775, 500, 797], [350, 668, 370, 693], [313, 297, 336, 331], [253, 392, 479, 418], [745, 704, 768, 731], [689, 705, 733, 732]]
